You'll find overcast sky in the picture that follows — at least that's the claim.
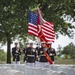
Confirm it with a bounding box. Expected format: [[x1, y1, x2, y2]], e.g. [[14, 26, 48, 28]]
[[52, 22, 75, 50], [52, 33, 75, 51]]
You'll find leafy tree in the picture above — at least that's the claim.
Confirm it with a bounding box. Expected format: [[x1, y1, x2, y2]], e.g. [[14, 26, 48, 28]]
[[57, 45, 62, 58], [62, 42, 75, 61], [0, 0, 36, 63], [0, 0, 75, 63]]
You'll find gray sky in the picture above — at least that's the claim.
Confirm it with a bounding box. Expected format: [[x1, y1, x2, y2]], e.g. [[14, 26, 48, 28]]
[[52, 33, 75, 50]]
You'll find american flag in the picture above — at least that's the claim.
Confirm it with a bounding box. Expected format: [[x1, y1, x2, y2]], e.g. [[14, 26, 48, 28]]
[[28, 11, 38, 36], [28, 9, 55, 43], [37, 8, 55, 43]]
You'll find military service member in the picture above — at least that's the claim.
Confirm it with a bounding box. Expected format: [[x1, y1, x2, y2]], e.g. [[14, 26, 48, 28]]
[[47, 43, 56, 64], [38, 42, 48, 67], [25, 43, 36, 67], [23, 42, 30, 63], [12, 43, 21, 64]]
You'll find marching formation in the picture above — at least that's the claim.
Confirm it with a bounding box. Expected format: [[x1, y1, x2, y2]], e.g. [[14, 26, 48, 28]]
[[12, 42, 56, 67], [11, 4, 57, 67]]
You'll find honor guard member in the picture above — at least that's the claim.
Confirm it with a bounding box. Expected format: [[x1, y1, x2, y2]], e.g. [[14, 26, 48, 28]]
[[23, 42, 29, 63], [12, 43, 21, 64], [35, 44, 40, 61], [38, 42, 48, 67], [26, 43, 36, 67], [47, 43, 56, 64]]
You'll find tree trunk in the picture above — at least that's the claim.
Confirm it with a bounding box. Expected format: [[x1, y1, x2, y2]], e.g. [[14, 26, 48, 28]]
[[7, 36, 11, 64]]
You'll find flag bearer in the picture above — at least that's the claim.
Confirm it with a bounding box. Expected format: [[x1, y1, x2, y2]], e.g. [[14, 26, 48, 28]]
[[38, 42, 48, 67], [47, 43, 56, 64]]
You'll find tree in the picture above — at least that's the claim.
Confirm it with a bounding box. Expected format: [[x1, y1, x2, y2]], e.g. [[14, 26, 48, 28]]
[[62, 42, 75, 61], [57, 45, 62, 58], [0, 0, 75, 63], [0, 0, 37, 63]]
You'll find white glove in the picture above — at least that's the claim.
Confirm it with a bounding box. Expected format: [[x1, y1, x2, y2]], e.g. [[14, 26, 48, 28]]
[[49, 53, 53, 56], [16, 51, 18, 53]]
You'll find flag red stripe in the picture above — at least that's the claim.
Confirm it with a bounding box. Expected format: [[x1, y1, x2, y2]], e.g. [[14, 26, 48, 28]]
[[28, 30, 38, 36], [45, 37, 55, 41], [42, 27, 54, 34], [45, 22, 54, 28], [28, 31, 38, 36], [46, 38, 55, 41], [42, 30, 55, 36], [28, 23, 37, 29], [42, 23, 54, 30], [28, 27, 37, 32], [43, 32, 55, 37], [45, 36, 55, 39], [28, 28, 37, 33]]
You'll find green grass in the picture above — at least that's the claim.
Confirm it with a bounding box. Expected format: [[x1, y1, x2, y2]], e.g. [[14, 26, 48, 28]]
[[0, 61, 6, 64], [0, 59, 75, 64], [55, 59, 75, 64]]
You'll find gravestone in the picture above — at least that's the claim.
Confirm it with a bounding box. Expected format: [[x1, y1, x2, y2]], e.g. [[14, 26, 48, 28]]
[[6, 70, 24, 75], [47, 70, 53, 75], [42, 68, 49, 75], [52, 71, 58, 75], [0, 67, 12, 75], [58, 71, 67, 75], [68, 68, 75, 75]]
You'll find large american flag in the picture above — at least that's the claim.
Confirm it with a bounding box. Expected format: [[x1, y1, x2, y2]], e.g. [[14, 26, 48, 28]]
[[28, 9, 55, 43]]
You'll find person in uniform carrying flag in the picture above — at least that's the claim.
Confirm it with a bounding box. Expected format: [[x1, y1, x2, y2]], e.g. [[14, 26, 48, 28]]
[[25, 43, 36, 67], [12, 43, 21, 64], [47, 43, 56, 64], [38, 42, 48, 67]]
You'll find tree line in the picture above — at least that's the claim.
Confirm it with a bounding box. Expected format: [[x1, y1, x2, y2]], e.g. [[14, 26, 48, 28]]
[[57, 42, 75, 62]]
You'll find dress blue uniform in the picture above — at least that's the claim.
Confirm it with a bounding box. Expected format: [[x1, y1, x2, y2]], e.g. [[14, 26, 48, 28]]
[[38, 42, 48, 67], [12, 47, 21, 64], [25, 43, 36, 67], [47, 48, 56, 64]]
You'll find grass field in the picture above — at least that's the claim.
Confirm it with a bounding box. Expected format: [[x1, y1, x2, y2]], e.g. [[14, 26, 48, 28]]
[[0, 59, 75, 64], [55, 59, 75, 64]]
